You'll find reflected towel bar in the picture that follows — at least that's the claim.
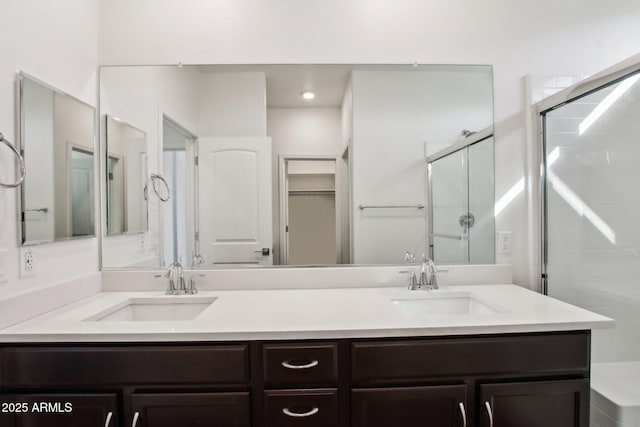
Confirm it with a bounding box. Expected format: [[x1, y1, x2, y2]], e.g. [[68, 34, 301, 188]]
[[25, 208, 49, 213], [429, 232, 468, 241], [359, 204, 424, 210]]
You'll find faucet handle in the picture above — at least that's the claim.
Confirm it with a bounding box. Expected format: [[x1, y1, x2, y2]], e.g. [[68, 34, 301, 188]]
[[191, 254, 205, 268], [408, 272, 419, 290], [403, 251, 415, 263], [398, 270, 419, 290], [187, 274, 206, 294]]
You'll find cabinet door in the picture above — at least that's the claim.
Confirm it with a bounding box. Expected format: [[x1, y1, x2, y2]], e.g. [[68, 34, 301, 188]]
[[479, 379, 589, 427], [130, 392, 250, 427], [352, 385, 468, 427], [0, 394, 117, 427]]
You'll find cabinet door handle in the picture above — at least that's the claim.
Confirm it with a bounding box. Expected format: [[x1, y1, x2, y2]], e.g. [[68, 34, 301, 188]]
[[458, 402, 466, 427], [105, 412, 113, 427], [132, 411, 140, 427], [281, 359, 319, 370], [282, 406, 320, 418], [484, 401, 494, 427]]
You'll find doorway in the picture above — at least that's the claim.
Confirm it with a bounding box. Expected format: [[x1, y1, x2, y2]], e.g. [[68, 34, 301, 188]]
[[69, 147, 95, 237], [161, 115, 197, 267], [279, 157, 339, 265]]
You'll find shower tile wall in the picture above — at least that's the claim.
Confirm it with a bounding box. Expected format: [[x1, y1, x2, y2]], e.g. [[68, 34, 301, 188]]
[[545, 73, 640, 363]]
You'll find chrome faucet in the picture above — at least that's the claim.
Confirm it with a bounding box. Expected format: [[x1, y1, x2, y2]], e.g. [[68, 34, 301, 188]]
[[417, 256, 439, 290], [165, 262, 185, 295]]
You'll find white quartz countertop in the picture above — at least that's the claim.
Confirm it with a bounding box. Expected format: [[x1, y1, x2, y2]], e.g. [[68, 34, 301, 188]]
[[0, 285, 613, 342]]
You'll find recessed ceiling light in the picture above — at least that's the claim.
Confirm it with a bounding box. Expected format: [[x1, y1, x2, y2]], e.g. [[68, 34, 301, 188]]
[[301, 91, 315, 100]]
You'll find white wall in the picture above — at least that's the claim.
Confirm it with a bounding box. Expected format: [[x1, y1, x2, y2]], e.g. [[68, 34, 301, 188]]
[[267, 107, 342, 264], [197, 72, 267, 137], [0, 0, 98, 290], [96, 0, 640, 288]]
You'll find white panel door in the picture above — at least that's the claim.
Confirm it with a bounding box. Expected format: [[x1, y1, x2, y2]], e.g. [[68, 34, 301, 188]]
[[198, 137, 273, 265]]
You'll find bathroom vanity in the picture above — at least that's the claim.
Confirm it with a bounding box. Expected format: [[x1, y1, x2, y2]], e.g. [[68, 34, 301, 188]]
[[0, 285, 611, 427], [0, 332, 589, 427]]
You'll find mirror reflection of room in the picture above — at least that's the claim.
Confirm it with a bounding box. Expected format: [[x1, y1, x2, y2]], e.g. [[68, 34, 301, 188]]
[[100, 64, 494, 269], [105, 115, 148, 236], [20, 73, 96, 244]]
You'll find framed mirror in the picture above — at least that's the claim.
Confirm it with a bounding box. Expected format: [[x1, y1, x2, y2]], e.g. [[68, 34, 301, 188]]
[[104, 115, 148, 235], [19, 72, 96, 245], [99, 64, 494, 269]]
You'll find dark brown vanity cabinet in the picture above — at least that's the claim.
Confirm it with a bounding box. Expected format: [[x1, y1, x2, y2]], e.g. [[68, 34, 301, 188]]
[[0, 394, 118, 427], [350, 332, 591, 427], [0, 331, 592, 427], [0, 344, 250, 427]]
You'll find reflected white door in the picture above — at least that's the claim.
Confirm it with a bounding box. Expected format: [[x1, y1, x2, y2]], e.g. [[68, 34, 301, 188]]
[[198, 137, 273, 265]]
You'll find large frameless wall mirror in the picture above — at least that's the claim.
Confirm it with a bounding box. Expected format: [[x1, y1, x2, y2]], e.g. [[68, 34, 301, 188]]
[[104, 115, 148, 236], [19, 72, 96, 245], [99, 64, 494, 269]]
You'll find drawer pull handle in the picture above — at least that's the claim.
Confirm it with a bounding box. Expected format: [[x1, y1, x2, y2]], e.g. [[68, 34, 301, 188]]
[[281, 359, 319, 370], [485, 401, 494, 427], [105, 412, 113, 427], [282, 406, 320, 418], [132, 411, 140, 427], [459, 402, 466, 427]]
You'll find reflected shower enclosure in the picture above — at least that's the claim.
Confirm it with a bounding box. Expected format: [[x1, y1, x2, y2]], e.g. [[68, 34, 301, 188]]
[[428, 132, 495, 264]]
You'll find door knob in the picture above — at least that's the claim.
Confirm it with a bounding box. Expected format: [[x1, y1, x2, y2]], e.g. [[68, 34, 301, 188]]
[[254, 248, 270, 256]]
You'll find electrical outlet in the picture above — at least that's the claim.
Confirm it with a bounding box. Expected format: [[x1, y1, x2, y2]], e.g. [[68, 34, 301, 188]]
[[20, 248, 36, 277], [497, 231, 512, 254], [0, 248, 8, 284]]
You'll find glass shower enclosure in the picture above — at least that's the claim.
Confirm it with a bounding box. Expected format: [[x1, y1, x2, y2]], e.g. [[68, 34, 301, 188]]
[[541, 61, 640, 423]]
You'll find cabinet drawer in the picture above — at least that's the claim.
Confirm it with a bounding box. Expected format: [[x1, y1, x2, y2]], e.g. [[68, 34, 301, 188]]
[[2, 345, 249, 387], [264, 389, 338, 427], [263, 343, 338, 387], [352, 332, 589, 383]]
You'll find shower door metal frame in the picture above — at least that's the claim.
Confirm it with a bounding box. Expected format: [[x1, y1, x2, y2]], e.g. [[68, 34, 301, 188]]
[[427, 126, 494, 262], [537, 53, 640, 295]]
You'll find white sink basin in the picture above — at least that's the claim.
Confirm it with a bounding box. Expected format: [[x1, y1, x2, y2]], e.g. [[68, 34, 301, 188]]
[[391, 292, 502, 316], [85, 296, 217, 322]]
